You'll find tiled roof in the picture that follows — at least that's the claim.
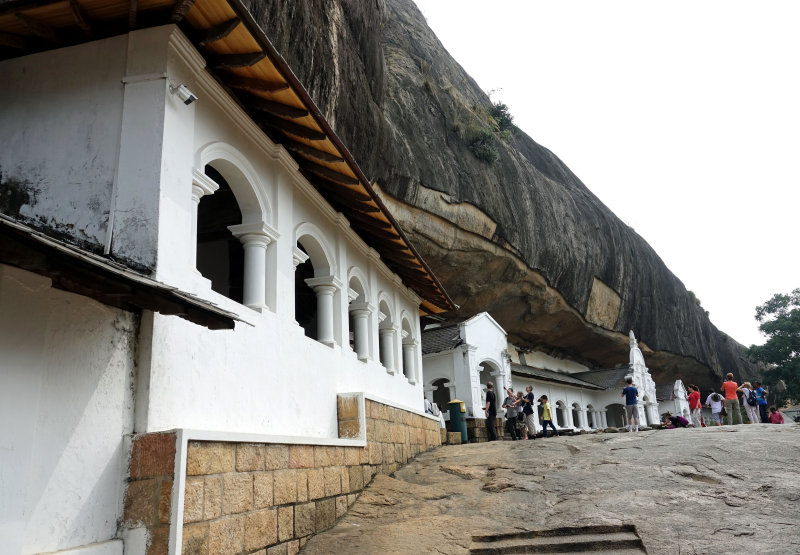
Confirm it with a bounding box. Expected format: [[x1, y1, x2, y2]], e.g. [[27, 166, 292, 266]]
[[655, 383, 675, 402], [421, 325, 462, 355], [511, 364, 605, 390], [571, 367, 631, 390]]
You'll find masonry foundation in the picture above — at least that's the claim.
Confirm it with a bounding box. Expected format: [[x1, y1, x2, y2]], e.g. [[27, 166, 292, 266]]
[[120, 395, 441, 554]]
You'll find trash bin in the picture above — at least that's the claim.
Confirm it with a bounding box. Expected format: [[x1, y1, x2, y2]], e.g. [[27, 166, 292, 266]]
[[448, 399, 468, 443]]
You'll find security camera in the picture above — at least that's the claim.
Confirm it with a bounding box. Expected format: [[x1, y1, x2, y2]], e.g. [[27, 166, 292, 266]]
[[169, 83, 197, 105]]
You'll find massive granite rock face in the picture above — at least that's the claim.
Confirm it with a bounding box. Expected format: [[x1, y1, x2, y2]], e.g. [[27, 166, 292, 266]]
[[245, 0, 754, 387]]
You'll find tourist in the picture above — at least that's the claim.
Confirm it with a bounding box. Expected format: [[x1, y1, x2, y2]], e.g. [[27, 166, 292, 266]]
[[721, 373, 743, 425], [484, 382, 498, 441], [538, 395, 559, 438], [768, 407, 784, 424], [424, 397, 434, 415], [754, 381, 769, 424], [705, 389, 724, 426], [502, 387, 520, 440], [688, 384, 702, 427], [737, 381, 760, 424], [662, 411, 689, 428], [522, 385, 537, 440], [622, 377, 639, 432], [515, 390, 526, 438]]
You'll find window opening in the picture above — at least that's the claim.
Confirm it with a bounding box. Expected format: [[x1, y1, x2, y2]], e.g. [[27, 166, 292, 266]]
[[196, 165, 244, 303], [294, 243, 317, 340]]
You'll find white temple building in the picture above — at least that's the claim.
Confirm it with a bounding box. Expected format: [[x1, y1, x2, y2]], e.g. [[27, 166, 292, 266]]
[[422, 313, 662, 435], [0, 2, 453, 553]]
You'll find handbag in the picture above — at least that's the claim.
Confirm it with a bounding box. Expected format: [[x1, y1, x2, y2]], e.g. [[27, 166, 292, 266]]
[[720, 405, 727, 417]]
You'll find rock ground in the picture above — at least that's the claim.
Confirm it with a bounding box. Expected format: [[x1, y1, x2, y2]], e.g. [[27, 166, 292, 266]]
[[302, 424, 800, 554]]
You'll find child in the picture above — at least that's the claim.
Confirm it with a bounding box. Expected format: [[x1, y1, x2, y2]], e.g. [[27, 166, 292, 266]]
[[538, 395, 559, 438]]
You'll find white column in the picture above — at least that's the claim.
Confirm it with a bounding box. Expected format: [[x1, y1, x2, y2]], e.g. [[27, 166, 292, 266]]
[[230, 222, 278, 311], [402, 341, 418, 383], [190, 169, 219, 269], [349, 302, 372, 361], [601, 411, 608, 429], [379, 327, 397, 374], [304, 276, 341, 347]]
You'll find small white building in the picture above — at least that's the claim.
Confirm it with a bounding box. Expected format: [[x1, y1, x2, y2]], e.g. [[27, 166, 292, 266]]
[[656, 380, 691, 423], [422, 314, 661, 434], [421, 312, 511, 418], [0, 2, 453, 553]]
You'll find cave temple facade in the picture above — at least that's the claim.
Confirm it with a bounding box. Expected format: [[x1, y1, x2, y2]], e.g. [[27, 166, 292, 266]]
[[0, 1, 455, 553], [422, 314, 662, 436]]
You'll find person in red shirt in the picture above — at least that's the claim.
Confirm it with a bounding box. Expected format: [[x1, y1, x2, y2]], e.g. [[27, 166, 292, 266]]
[[768, 407, 785, 424], [721, 373, 743, 425], [687, 384, 702, 427]]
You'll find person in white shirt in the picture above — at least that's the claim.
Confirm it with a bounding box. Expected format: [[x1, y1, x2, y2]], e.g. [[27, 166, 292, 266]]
[[705, 389, 724, 426]]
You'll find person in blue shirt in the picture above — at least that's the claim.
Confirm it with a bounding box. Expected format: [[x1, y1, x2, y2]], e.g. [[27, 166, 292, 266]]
[[754, 381, 769, 423], [622, 377, 640, 432]]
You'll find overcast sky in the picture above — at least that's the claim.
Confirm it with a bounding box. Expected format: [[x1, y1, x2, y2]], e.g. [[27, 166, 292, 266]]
[[413, 0, 799, 347]]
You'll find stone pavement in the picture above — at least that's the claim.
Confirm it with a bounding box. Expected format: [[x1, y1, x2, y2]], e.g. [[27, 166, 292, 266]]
[[302, 424, 800, 554]]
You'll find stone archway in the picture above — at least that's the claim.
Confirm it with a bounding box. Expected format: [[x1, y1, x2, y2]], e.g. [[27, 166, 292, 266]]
[[431, 378, 452, 415], [571, 402, 583, 429], [586, 404, 596, 429], [555, 401, 568, 428], [605, 403, 626, 428]]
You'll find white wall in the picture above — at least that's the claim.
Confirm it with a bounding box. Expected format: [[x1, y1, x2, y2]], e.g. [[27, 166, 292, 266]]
[[0, 265, 134, 555], [0, 36, 133, 262], [128, 27, 427, 437]]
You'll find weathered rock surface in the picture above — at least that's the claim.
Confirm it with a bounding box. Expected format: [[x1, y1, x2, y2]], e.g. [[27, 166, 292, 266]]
[[303, 424, 800, 554], [246, 0, 756, 388]]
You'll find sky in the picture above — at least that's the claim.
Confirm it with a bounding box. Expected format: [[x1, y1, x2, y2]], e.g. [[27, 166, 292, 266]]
[[413, 0, 799, 347]]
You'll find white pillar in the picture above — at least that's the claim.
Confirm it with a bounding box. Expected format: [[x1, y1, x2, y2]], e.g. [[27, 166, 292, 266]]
[[304, 276, 341, 347], [230, 222, 277, 311], [601, 411, 608, 429], [402, 341, 417, 383], [349, 302, 372, 361], [379, 327, 396, 374], [190, 169, 219, 269]]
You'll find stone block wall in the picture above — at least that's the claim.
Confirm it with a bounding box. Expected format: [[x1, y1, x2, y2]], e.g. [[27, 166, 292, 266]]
[[464, 416, 503, 443], [120, 396, 440, 554], [121, 431, 179, 555], [181, 442, 364, 554], [181, 398, 440, 553]]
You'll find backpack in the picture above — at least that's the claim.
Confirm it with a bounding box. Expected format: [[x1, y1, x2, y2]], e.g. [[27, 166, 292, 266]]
[[746, 389, 758, 406]]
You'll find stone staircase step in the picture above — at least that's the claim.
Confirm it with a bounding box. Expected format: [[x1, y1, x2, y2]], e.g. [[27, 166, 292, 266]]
[[470, 525, 647, 554]]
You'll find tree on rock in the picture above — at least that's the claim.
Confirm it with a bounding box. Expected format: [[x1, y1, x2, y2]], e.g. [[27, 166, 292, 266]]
[[747, 288, 800, 407]]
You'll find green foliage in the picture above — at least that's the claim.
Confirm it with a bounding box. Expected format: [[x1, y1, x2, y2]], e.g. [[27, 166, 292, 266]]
[[687, 290, 702, 306], [746, 288, 800, 406], [465, 127, 498, 164], [489, 101, 515, 137]]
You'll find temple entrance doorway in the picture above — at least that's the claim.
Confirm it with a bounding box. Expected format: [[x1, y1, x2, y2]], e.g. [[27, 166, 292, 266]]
[[606, 403, 626, 428]]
